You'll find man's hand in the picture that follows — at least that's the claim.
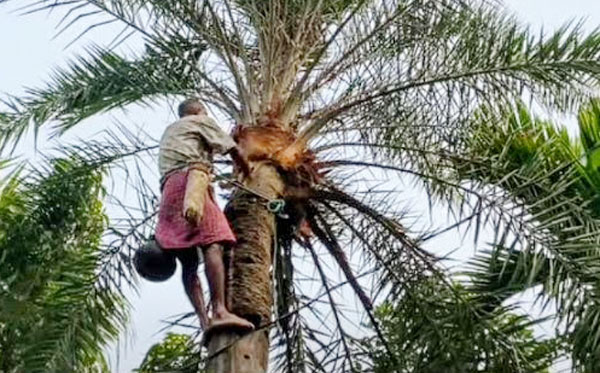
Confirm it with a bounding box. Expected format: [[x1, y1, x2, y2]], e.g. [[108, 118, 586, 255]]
[[230, 146, 252, 177]]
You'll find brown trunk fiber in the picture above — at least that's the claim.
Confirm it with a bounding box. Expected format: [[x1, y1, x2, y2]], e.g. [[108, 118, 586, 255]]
[[207, 163, 285, 372]]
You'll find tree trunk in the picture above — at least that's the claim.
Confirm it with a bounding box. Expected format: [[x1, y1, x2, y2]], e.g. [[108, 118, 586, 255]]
[[207, 163, 285, 372], [205, 331, 269, 373]]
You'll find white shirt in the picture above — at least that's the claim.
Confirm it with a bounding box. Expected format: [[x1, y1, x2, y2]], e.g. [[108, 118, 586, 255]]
[[158, 114, 236, 178]]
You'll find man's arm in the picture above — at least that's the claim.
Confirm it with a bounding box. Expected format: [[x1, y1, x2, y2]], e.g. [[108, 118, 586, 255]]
[[196, 117, 237, 154], [194, 116, 251, 176], [229, 146, 251, 177]]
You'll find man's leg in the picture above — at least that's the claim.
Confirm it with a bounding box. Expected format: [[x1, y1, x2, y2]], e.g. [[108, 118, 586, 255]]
[[203, 243, 254, 330], [178, 249, 209, 330]]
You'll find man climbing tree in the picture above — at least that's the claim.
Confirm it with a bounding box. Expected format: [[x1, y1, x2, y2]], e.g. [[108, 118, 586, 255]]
[[138, 98, 254, 334]]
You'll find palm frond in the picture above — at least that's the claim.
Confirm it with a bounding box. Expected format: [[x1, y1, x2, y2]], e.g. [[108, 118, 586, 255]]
[[303, 3, 600, 147], [367, 276, 561, 373], [0, 0, 202, 41], [0, 157, 127, 372], [0, 36, 204, 148], [448, 103, 600, 368], [52, 124, 160, 295]]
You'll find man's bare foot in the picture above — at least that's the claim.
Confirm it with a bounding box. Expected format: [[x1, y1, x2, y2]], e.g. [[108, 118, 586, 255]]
[[202, 310, 254, 346], [206, 310, 255, 334]]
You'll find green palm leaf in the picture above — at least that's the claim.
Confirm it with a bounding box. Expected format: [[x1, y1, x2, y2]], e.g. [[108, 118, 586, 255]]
[[0, 158, 126, 372], [454, 102, 600, 369]]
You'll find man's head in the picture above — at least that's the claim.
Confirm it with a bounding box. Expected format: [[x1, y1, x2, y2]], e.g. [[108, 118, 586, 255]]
[[178, 98, 207, 118]]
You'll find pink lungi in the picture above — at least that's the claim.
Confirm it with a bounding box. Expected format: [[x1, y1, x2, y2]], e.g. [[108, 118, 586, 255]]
[[155, 170, 236, 249]]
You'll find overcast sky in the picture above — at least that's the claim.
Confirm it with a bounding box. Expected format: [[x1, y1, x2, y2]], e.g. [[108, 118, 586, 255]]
[[1, 1, 600, 372]]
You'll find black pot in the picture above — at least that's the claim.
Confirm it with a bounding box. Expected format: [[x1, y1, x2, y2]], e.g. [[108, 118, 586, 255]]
[[133, 238, 176, 282]]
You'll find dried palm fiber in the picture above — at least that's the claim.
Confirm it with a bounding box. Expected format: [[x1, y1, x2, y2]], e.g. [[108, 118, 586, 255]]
[[183, 166, 211, 226], [233, 125, 312, 170]]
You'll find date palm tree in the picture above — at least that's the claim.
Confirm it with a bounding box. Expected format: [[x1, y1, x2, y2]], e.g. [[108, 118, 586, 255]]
[[455, 100, 600, 371], [3, 0, 600, 371]]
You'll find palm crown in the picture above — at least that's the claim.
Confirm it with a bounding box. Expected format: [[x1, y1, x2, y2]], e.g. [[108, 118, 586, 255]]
[[3, 0, 600, 371]]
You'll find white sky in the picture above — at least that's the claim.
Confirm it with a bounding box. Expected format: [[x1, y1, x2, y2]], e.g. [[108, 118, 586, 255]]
[[1, 1, 600, 372]]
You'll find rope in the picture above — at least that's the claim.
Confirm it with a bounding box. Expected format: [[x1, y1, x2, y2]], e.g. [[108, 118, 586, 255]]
[[213, 173, 288, 218]]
